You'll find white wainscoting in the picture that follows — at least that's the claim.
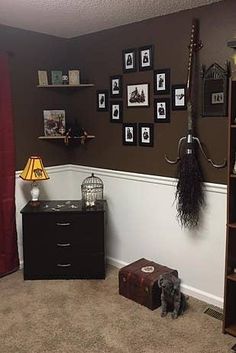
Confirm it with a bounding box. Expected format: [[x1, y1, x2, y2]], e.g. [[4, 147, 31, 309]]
[[15, 164, 227, 308]]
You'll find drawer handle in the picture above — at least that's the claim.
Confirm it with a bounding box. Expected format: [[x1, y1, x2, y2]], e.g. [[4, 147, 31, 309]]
[[57, 243, 71, 247], [57, 263, 71, 267], [56, 222, 71, 226], [57, 243, 70, 247]]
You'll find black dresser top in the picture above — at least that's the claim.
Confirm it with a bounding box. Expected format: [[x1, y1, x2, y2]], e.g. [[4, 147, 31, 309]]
[[21, 200, 106, 214]]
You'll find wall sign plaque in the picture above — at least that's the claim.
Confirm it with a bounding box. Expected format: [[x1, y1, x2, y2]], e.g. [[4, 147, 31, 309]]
[[201, 62, 229, 117]]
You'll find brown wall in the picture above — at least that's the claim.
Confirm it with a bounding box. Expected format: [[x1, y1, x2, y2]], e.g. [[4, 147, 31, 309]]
[[68, 0, 236, 184], [1, 0, 236, 183], [0, 24, 72, 169]]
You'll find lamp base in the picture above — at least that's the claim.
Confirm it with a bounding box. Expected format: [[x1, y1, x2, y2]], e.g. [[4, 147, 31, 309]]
[[31, 182, 40, 202]]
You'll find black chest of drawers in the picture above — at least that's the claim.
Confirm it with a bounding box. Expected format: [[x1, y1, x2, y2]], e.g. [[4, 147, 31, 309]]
[[21, 200, 106, 280]]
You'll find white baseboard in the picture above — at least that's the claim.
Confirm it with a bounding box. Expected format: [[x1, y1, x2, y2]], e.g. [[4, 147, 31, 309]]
[[181, 284, 223, 308], [106, 256, 128, 269]]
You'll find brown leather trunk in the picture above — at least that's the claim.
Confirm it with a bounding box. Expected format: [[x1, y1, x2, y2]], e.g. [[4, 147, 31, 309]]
[[119, 258, 178, 310]]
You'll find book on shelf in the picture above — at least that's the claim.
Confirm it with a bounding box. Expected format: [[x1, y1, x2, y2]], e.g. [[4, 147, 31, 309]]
[[69, 70, 80, 85], [51, 70, 63, 85], [38, 70, 48, 86]]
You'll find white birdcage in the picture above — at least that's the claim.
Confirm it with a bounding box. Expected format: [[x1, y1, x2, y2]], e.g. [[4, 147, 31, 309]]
[[81, 173, 103, 207]]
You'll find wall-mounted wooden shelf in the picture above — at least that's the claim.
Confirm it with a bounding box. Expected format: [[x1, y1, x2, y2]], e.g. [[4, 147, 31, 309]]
[[38, 135, 95, 140], [37, 84, 94, 88], [38, 135, 95, 146], [227, 273, 236, 282]]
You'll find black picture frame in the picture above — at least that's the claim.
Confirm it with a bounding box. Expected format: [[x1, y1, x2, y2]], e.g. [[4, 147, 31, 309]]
[[122, 48, 137, 73], [110, 75, 123, 98], [154, 69, 170, 95], [127, 83, 149, 108], [96, 90, 109, 112], [171, 84, 187, 111], [201, 63, 229, 117], [154, 98, 170, 123], [138, 45, 153, 71], [122, 123, 137, 146], [139, 123, 154, 147], [110, 101, 123, 123]]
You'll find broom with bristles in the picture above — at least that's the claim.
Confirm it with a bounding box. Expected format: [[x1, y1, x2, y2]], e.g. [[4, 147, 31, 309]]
[[166, 19, 226, 228], [176, 19, 205, 228], [177, 19, 203, 228]]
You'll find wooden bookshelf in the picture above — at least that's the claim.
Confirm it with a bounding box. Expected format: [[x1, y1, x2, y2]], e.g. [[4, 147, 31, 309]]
[[223, 78, 236, 337]]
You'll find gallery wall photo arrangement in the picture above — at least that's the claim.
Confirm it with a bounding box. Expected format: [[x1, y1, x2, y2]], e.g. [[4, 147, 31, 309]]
[[122, 123, 137, 146], [43, 110, 66, 136], [96, 90, 109, 112], [154, 98, 170, 123], [154, 69, 170, 95], [138, 45, 153, 71], [110, 75, 123, 98], [110, 101, 123, 123], [122, 48, 137, 73], [127, 83, 149, 107], [139, 123, 154, 147], [172, 84, 187, 110]]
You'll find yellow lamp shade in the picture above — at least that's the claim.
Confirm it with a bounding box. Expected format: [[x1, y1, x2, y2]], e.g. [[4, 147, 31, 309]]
[[20, 156, 49, 181]]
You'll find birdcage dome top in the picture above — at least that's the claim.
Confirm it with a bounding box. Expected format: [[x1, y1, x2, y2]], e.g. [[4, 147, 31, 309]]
[[81, 173, 103, 187]]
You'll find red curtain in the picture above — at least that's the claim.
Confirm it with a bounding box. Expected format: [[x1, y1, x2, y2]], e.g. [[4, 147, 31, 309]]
[[0, 54, 19, 277]]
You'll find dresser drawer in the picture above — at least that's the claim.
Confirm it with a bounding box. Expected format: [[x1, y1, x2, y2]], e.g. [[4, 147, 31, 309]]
[[24, 253, 105, 280], [23, 212, 104, 251], [26, 242, 102, 262]]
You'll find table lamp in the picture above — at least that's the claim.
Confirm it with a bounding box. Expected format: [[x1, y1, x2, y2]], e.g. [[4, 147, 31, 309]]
[[20, 156, 49, 203]]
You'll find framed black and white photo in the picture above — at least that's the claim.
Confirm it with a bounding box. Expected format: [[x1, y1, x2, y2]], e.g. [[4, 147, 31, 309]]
[[127, 83, 149, 107], [122, 123, 137, 146], [96, 90, 108, 112], [172, 84, 187, 110], [154, 98, 170, 123], [110, 75, 122, 98], [138, 45, 153, 71], [139, 123, 154, 147], [154, 69, 170, 95], [110, 101, 123, 123], [122, 48, 137, 73]]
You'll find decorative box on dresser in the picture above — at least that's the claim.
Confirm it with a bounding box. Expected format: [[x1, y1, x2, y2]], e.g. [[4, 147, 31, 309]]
[[21, 200, 106, 280]]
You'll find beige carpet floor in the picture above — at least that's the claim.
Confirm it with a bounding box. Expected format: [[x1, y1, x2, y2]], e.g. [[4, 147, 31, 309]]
[[0, 265, 235, 353]]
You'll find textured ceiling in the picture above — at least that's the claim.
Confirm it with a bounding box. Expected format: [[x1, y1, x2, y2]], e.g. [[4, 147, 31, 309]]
[[0, 0, 223, 38]]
